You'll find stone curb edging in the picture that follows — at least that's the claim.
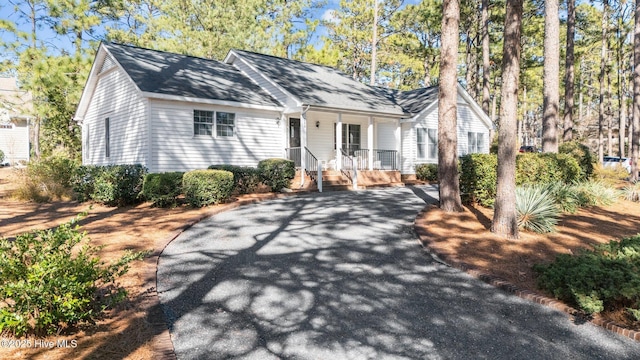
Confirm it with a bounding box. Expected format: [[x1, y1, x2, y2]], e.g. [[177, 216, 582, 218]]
[[145, 191, 304, 360], [413, 206, 640, 343]]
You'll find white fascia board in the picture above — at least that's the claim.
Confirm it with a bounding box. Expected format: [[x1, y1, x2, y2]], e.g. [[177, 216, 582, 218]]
[[456, 83, 493, 129], [141, 92, 284, 112], [306, 104, 407, 119], [73, 44, 105, 122], [226, 50, 303, 108], [74, 43, 146, 122]]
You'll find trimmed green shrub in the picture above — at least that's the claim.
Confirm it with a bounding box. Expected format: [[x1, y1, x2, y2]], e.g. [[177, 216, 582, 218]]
[[415, 163, 438, 182], [0, 216, 146, 335], [182, 169, 234, 207], [208, 165, 261, 194], [14, 152, 80, 202], [141, 172, 184, 207], [257, 158, 296, 192], [534, 235, 640, 316], [559, 140, 595, 180], [459, 153, 497, 207], [516, 153, 581, 185], [91, 164, 147, 206], [516, 185, 559, 233], [0, 149, 4, 164], [72, 165, 102, 202]]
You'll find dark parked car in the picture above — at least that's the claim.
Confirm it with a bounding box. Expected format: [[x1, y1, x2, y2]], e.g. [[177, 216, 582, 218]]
[[519, 145, 538, 153]]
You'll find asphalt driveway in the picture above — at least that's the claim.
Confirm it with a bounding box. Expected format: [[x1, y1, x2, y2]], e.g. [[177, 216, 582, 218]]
[[157, 186, 640, 359]]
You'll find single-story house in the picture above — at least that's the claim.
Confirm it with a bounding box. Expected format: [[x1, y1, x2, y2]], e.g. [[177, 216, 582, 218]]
[[74, 42, 492, 186], [0, 77, 31, 165]]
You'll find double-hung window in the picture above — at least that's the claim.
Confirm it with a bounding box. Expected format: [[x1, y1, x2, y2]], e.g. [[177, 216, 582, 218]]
[[194, 110, 214, 136], [417, 128, 437, 159], [468, 132, 484, 153], [216, 112, 235, 137], [194, 110, 235, 138]]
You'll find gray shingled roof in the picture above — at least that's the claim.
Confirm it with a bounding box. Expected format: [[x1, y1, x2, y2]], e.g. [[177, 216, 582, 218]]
[[232, 50, 406, 115], [104, 43, 281, 108], [394, 86, 440, 115]]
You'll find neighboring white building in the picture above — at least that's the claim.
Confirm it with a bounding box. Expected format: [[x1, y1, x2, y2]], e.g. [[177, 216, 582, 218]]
[[0, 77, 31, 165], [74, 42, 492, 182]]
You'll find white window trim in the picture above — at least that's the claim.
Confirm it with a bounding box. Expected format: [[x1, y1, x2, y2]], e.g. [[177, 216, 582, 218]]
[[416, 127, 437, 160], [467, 131, 485, 154], [193, 109, 237, 139]]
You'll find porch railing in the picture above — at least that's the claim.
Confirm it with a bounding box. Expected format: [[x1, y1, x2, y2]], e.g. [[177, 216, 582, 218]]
[[340, 148, 357, 188], [374, 149, 397, 170], [353, 149, 369, 171], [285, 147, 301, 167], [304, 147, 319, 183]]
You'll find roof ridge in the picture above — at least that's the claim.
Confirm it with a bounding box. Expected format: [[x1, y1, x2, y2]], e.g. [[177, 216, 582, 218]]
[[104, 41, 230, 66], [231, 49, 353, 76]]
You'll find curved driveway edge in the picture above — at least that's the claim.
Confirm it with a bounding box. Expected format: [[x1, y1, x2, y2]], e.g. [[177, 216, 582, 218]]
[[148, 192, 303, 359], [157, 186, 640, 359], [414, 205, 640, 343]]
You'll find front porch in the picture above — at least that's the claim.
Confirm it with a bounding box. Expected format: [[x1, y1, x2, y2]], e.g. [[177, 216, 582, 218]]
[[282, 109, 402, 189]]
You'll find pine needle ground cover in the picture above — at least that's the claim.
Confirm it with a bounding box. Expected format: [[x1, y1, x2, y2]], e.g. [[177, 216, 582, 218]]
[[418, 197, 640, 331]]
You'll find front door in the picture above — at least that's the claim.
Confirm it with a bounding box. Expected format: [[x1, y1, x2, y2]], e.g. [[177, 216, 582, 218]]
[[289, 118, 301, 166]]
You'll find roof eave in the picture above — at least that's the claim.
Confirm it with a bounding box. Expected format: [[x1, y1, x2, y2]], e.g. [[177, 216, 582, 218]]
[[305, 104, 408, 118], [142, 92, 284, 112]]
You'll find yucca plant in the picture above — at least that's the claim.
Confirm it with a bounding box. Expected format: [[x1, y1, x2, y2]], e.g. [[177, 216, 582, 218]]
[[573, 180, 620, 207], [543, 182, 580, 214], [516, 185, 559, 233], [623, 182, 640, 202]]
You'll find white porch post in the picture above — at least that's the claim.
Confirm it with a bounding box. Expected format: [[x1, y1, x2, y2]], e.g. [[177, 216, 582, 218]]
[[368, 116, 374, 170], [395, 120, 401, 171], [300, 112, 307, 186], [336, 113, 343, 171]]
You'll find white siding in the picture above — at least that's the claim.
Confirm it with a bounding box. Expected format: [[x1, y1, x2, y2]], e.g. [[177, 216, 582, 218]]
[[149, 100, 283, 173], [376, 121, 396, 150], [0, 120, 29, 164], [305, 112, 371, 163], [231, 58, 297, 110], [401, 96, 490, 174], [83, 66, 148, 167]]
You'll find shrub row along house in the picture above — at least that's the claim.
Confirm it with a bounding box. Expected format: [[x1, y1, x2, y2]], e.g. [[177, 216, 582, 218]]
[[74, 42, 491, 188]]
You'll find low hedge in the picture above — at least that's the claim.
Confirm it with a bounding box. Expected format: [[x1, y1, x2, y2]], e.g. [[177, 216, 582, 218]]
[[516, 153, 581, 185], [72, 164, 147, 206], [182, 169, 234, 207], [257, 158, 295, 192], [459, 153, 498, 207], [208, 165, 261, 194], [559, 140, 595, 180], [415, 163, 438, 182], [141, 172, 184, 207], [460, 152, 583, 206], [534, 235, 640, 317]]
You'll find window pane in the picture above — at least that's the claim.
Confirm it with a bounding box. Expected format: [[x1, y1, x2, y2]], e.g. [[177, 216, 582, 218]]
[[468, 132, 476, 153], [216, 112, 235, 137], [417, 128, 424, 144], [428, 129, 437, 159], [477, 133, 484, 152]]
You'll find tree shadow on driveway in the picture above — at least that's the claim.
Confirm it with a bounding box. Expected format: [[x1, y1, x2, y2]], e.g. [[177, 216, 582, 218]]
[[157, 187, 640, 359]]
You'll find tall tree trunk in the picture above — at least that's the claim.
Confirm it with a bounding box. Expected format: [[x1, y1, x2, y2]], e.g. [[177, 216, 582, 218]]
[[482, 0, 490, 115], [370, 0, 378, 86], [607, 59, 613, 156], [599, 0, 609, 164], [542, 0, 559, 152], [492, 0, 523, 239], [465, 35, 476, 98], [438, 0, 464, 212], [632, 0, 640, 182], [619, 23, 626, 159], [563, 0, 575, 142]]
